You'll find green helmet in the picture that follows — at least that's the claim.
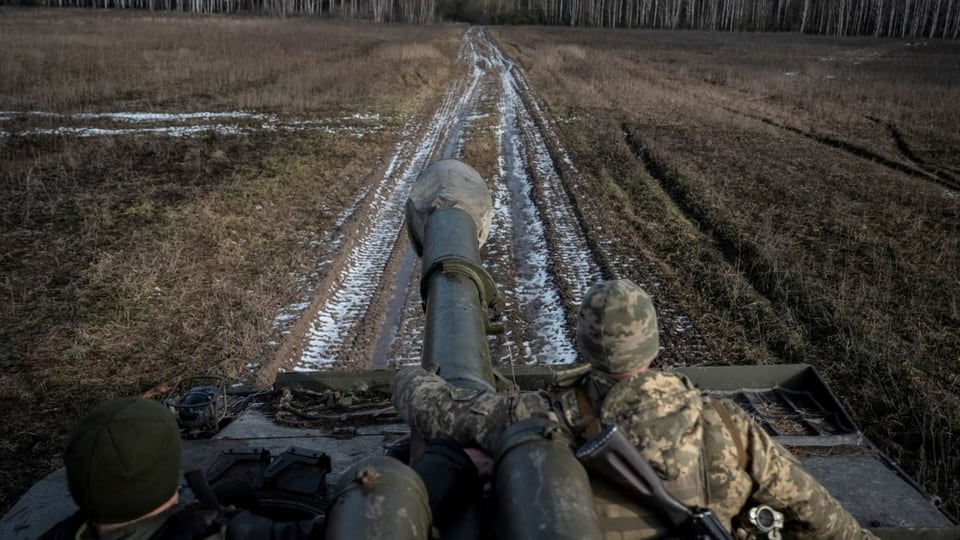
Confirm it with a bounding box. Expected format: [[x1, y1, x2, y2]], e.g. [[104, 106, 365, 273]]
[[64, 397, 181, 524], [577, 279, 660, 375]]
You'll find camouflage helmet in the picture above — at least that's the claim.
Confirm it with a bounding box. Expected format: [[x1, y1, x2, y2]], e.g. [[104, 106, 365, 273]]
[[577, 279, 659, 375]]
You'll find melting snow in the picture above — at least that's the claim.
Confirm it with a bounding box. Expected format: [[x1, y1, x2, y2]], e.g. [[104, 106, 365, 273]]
[[0, 110, 384, 139], [487, 28, 601, 364], [73, 111, 273, 122], [294, 31, 491, 371]]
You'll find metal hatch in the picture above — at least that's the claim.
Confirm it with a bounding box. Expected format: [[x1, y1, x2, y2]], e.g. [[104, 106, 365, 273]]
[[676, 364, 958, 534], [677, 363, 860, 446]]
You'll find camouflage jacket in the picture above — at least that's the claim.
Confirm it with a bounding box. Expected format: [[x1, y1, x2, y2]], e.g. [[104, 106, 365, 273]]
[[393, 367, 877, 540]]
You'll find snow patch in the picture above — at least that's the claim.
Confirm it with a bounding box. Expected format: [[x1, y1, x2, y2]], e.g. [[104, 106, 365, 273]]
[[0, 110, 384, 139], [486, 28, 601, 364], [294, 30, 491, 371]]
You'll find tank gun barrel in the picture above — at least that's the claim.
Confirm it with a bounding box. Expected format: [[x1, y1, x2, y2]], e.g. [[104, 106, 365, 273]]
[[404, 160, 602, 540], [405, 159, 502, 391]]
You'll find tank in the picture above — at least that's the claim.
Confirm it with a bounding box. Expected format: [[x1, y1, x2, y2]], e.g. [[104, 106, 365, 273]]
[[2, 160, 958, 539]]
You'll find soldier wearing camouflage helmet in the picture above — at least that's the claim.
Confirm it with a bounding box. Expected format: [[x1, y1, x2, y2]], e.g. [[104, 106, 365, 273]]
[[393, 279, 878, 539], [577, 277, 660, 373]]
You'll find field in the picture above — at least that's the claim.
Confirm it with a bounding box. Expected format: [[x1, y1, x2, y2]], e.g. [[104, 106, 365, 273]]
[[2, 8, 959, 521], [491, 26, 960, 515], [0, 8, 464, 513]]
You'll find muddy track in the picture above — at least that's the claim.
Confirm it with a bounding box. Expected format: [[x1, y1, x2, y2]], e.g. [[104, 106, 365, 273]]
[[760, 118, 960, 192], [881, 121, 960, 188], [621, 121, 848, 363], [264, 28, 614, 377], [725, 107, 960, 193]]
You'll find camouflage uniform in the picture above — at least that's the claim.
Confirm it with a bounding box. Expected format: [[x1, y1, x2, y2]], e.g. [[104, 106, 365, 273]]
[[393, 279, 877, 540]]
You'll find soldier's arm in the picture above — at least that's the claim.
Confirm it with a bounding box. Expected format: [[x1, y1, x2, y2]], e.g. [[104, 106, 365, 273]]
[[729, 405, 878, 540], [392, 366, 528, 452]]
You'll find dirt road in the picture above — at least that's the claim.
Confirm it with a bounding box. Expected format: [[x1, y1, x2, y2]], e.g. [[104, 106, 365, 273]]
[[264, 28, 628, 376], [258, 27, 712, 379]]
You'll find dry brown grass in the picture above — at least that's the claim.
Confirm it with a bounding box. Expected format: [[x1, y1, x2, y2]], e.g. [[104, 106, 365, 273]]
[[0, 9, 463, 514], [0, 8, 459, 115], [493, 26, 960, 516]]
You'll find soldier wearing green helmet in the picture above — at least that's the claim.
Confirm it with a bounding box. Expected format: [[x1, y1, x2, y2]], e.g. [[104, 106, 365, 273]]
[[39, 396, 432, 540], [39, 396, 329, 540], [393, 278, 878, 539]]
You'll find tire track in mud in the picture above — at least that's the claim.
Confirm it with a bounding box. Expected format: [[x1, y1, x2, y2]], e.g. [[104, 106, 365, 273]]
[[484, 31, 602, 364], [275, 27, 607, 375], [486, 41, 706, 366], [726, 107, 960, 193], [621, 121, 837, 364], [282, 29, 490, 371], [761, 118, 960, 192], [868, 117, 960, 189]]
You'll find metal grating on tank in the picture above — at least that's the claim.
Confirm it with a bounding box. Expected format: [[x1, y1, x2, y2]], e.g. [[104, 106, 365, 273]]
[[707, 387, 861, 447]]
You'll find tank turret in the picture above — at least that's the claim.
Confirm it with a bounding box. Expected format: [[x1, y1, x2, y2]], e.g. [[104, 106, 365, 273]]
[[3, 161, 958, 540]]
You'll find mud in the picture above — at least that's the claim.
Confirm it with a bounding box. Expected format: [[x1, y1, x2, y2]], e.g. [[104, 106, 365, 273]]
[[267, 27, 711, 378]]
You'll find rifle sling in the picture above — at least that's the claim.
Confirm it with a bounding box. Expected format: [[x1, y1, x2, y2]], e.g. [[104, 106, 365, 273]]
[[575, 384, 602, 440], [712, 401, 747, 470]]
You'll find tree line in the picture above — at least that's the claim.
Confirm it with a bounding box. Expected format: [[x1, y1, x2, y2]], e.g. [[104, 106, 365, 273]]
[[5, 0, 959, 37]]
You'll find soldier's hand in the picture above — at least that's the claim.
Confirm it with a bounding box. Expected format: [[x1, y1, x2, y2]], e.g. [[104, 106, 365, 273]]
[[463, 447, 493, 477]]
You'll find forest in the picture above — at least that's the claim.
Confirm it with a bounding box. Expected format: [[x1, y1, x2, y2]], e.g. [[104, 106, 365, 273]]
[[1, 0, 958, 37]]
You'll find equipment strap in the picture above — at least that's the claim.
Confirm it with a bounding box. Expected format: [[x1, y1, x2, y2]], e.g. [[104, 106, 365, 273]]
[[712, 401, 746, 470], [185, 469, 225, 512], [575, 384, 603, 440]]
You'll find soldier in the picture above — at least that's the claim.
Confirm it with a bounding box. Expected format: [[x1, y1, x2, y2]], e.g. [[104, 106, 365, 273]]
[[40, 396, 323, 540], [393, 279, 878, 540]]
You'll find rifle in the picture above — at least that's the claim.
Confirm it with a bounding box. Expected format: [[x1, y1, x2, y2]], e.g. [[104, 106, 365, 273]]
[[576, 423, 735, 540]]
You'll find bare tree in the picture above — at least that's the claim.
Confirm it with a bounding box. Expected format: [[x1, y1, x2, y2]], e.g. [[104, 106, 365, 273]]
[[18, 0, 960, 37]]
